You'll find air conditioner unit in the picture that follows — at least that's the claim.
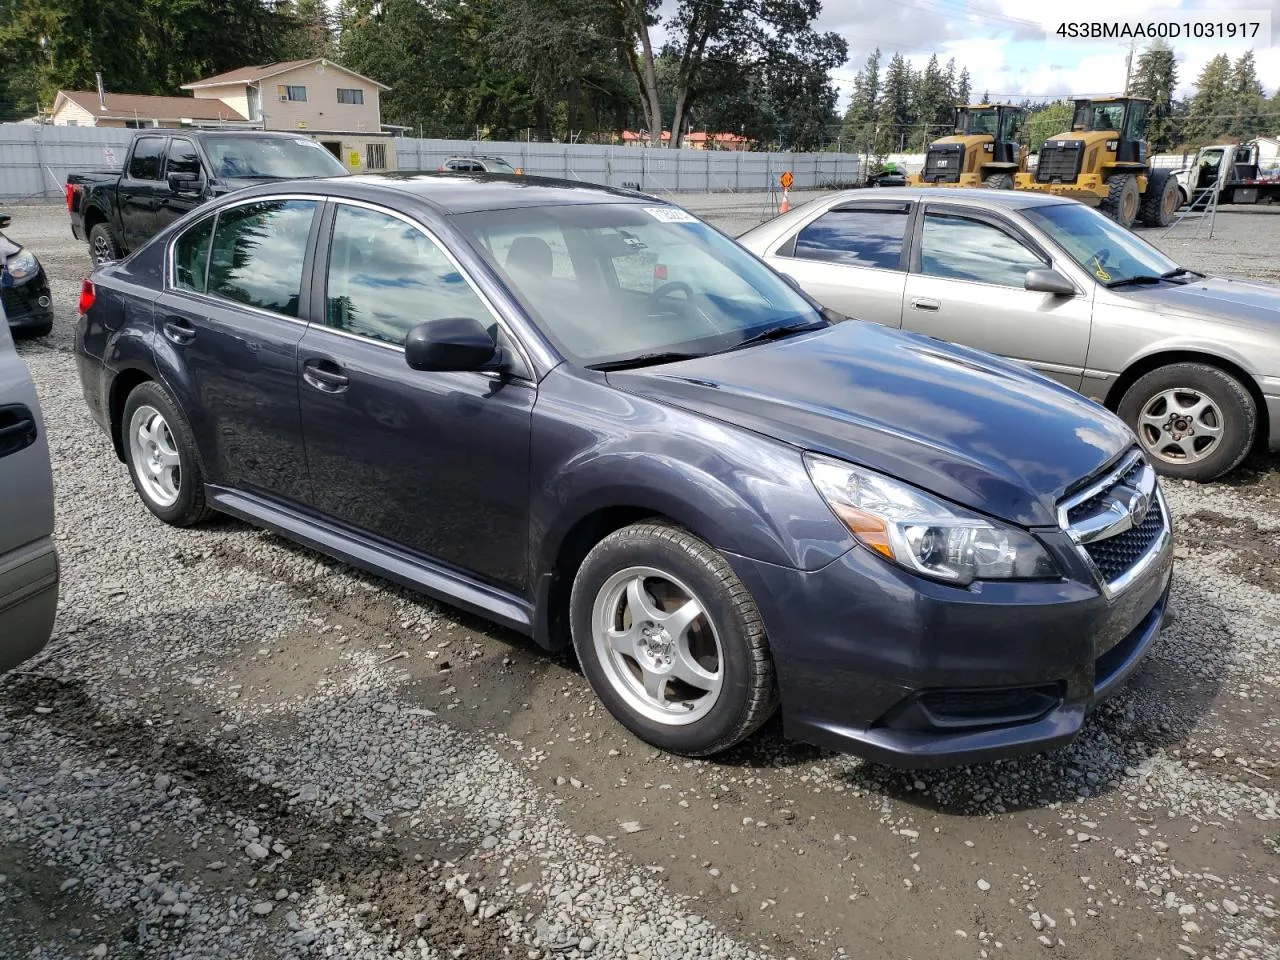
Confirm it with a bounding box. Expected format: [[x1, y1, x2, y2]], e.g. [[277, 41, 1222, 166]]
[[279, 94, 290, 102]]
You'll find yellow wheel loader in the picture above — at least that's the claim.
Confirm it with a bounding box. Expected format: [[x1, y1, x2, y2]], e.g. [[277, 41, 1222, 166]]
[[1013, 97, 1180, 228], [908, 104, 1027, 189]]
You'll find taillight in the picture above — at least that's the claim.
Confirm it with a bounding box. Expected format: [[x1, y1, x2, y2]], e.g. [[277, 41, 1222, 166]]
[[78, 278, 96, 315], [65, 183, 79, 211], [654, 264, 668, 280]]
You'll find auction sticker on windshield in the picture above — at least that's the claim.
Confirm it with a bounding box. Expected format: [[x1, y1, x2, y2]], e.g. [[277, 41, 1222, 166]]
[[645, 207, 698, 223]]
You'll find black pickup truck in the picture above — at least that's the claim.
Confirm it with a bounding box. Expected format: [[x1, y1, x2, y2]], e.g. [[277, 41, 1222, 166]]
[[67, 130, 349, 264]]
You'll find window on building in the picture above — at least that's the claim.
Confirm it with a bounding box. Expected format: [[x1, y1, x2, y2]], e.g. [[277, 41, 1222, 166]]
[[337, 88, 365, 105], [366, 143, 387, 170], [66, 119, 80, 127], [278, 85, 307, 102]]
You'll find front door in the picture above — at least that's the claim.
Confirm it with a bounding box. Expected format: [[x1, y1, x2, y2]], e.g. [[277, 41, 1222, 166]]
[[154, 137, 204, 235], [117, 135, 168, 252], [765, 201, 910, 327], [155, 197, 319, 502], [901, 205, 1093, 390], [297, 202, 535, 592]]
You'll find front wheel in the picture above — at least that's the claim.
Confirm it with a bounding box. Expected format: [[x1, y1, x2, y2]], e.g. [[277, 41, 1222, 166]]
[[570, 522, 778, 756], [1100, 174, 1140, 228], [1138, 170, 1180, 227], [1118, 363, 1257, 481]]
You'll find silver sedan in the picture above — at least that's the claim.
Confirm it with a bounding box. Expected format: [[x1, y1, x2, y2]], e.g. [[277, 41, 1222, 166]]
[[738, 187, 1280, 481]]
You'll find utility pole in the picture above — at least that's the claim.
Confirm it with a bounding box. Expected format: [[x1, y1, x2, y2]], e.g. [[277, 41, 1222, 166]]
[[1122, 38, 1138, 95]]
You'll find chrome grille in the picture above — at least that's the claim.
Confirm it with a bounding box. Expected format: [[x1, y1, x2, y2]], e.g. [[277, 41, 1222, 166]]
[[1058, 450, 1170, 597]]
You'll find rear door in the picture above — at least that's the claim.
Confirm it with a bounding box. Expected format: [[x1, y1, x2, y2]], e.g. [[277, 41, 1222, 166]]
[[901, 203, 1093, 389], [154, 137, 204, 235], [154, 196, 319, 503], [762, 200, 911, 326], [117, 135, 168, 251], [0, 316, 58, 669]]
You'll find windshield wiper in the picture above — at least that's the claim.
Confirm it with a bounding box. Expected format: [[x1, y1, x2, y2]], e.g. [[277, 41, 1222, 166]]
[[587, 351, 707, 371], [731, 319, 828, 350], [1106, 275, 1165, 289], [1161, 267, 1202, 280]]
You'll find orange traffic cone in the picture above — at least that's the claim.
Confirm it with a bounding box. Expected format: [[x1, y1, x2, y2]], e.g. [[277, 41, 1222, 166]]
[[779, 189, 790, 213]]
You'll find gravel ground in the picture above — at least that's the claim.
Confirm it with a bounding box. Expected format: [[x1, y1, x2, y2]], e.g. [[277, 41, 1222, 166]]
[[2, 197, 1279, 960]]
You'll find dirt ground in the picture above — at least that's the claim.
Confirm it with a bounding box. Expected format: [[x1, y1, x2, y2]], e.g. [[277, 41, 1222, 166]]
[[2, 196, 1279, 960]]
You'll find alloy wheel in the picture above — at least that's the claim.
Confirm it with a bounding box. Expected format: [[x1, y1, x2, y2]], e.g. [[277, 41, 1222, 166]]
[[590, 566, 724, 725], [1137, 388, 1224, 465], [128, 404, 182, 507]]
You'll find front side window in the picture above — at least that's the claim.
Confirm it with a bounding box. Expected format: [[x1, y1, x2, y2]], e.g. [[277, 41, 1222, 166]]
[[166, 139, 201, 178], [278, 85, 307, 102], [793, 208, 908, 270], [128, 137, 165, 180], [337, 88, 365, 105], [1021, 202, 1179, 286], [325, 205, 493, 347], [456, 203, 823, 367], [919, 213, 1046, 287], [206, 199, 316, 316], [173, 215, 215, 292]]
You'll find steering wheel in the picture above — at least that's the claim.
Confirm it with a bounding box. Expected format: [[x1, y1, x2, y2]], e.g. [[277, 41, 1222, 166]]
[[648, 281, 694, 314]]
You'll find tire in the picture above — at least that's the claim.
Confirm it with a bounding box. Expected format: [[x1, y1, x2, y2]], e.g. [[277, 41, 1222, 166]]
[[1138, 170, 1180, 227], [1117, 363, 1257, 481], [88, 223, 121, 265], [1099, 174, 1140, 228], [982, 172, 1014, 189], [569, 521, 778, 756], [120, 380, 214, 526]]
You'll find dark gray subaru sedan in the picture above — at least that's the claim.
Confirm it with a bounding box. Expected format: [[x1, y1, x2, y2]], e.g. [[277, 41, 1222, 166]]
[[74, 174, 1173, 767]]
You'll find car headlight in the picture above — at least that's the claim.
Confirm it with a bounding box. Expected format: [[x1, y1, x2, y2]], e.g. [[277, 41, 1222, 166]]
[[3, 249, 39, 280], [805, 454, 1059, 586]]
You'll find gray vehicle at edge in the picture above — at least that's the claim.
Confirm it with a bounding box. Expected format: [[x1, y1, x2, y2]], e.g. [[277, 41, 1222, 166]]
[[0, 304, 58, 670], [738, 186, 1280, 481]]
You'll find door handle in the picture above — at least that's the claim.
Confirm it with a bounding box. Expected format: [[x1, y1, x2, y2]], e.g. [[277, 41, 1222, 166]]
[[911, 297, 941, 311], [162, 317, 196, 345], [0, 403, 37, 458], [302, 359, 350, 393]]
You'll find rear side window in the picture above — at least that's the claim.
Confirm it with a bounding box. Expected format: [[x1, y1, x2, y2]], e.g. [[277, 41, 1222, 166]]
[[207, 199, 316, 316], [128, 138, 165, 180], [166, 139, 201, 178], [793, 208, 908, 270], [173, 216, 215, 292]]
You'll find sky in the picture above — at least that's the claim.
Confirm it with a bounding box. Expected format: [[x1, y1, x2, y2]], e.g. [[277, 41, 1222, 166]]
[[806, 0, 1280, 109]]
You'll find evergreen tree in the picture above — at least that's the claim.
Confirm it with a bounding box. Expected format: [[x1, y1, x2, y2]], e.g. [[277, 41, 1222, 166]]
[[910, 54, 951, 149], [838, 48, 880, 149], [1186, 53, 1231, 143], [1229, 50, 1268, 141], [1129, 40, 1177, 152], [956, 67, 971, 105], [875, 52, 912, 153]]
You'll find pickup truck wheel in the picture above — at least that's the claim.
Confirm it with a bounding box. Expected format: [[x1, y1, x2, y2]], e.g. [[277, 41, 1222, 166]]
[[88, 223, 120, 265], [570, 522, 778, 756], [121, 381, 214, 526], [1118, 363, 1256, 481]]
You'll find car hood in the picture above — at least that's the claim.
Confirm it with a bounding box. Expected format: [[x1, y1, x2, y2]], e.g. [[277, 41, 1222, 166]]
[[607, 322, 1133, 527], [1121, 274, 1280, 333]]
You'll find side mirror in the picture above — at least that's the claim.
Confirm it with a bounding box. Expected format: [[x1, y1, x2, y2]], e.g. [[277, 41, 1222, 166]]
[[1024, 268, 1077, 297], [167, 172, 202, 194], [405, 317, 505, 372]]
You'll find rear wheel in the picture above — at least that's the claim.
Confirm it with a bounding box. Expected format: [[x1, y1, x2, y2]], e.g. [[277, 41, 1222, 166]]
[[88, 223, 121, 265], [1138, 170, 1180, 227], [1099, 174, 1140, 228], [982, 172, 1014, 190], [121, 381, 214, 526], [1117, 363, 1256, 481], [570, 522, 778, 756]]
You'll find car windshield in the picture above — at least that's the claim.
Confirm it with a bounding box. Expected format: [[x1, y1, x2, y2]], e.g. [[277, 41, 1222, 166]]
[[964, 110, 998, 135], [1020, 202, 1180, 285], [484, 158, 516, 173], [202, 137, 348, 179], [455, 203, 823, 366]]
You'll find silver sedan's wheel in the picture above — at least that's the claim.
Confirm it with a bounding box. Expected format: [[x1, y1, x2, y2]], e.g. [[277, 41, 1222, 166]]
[[128, 404, 182, 507], [591, 566, 723, 726], [1136, 388, 1224, 465]]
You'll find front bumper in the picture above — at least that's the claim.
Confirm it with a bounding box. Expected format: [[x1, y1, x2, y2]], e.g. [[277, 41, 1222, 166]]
[[727, 521, 1174, 768], [1258, 376, 1280, 451], [1, 269, 54, 333]]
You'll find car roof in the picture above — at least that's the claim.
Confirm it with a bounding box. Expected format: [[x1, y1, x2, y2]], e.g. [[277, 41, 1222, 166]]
[[832, 186, 1076, 210], [258, 172, 654, 215]]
